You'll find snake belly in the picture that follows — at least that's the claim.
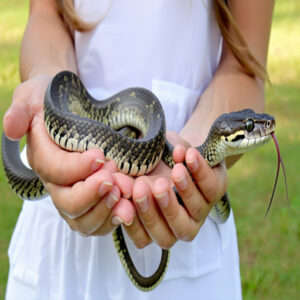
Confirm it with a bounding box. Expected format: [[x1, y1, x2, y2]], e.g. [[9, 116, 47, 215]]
[[1, 71, 275, 291]]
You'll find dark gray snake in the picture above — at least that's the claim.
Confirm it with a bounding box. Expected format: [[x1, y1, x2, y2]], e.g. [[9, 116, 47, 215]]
[[1, 71, 276, 291]]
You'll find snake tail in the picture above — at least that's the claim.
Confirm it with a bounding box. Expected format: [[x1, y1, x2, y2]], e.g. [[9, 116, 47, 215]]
[[1, 134, 46, 200], [112, 226, 170, 291]]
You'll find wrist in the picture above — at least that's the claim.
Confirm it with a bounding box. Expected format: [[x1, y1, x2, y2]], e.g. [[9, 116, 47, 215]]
[[26, 65, 77, 81]]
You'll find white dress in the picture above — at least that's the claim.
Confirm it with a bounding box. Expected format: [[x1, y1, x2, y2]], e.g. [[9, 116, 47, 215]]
[[6, 1, 242, 299]]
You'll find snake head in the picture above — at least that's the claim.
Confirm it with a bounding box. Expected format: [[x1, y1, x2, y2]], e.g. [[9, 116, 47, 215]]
[[210, 109, 276, 160]]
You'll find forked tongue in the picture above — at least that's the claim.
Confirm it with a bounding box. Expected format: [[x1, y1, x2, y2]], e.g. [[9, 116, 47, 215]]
[[265, 133, 289, 217]]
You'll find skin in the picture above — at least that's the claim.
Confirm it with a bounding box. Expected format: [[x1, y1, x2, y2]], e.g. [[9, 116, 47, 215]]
[[3, 0, 274, 248]]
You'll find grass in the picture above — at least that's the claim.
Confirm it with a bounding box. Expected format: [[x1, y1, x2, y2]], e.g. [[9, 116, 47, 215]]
[[0, 1, 28, 298], [0, 1, 299, 299], [228, 1, 300, 299]]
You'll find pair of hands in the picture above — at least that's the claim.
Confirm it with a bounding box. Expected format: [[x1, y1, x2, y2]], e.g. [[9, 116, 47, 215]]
[[3, 74, 228, 250]]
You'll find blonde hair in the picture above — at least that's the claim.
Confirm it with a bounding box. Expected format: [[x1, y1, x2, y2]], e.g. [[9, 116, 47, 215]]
[[56, 0, 96, 32], [56, 0, 268, 82]]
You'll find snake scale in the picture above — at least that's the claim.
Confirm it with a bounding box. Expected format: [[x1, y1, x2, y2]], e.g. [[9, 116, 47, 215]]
[[1, 71, 275, 291]]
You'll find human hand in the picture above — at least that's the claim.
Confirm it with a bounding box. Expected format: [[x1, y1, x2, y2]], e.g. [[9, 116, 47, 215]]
[[3, 74, 135, 236], [123, 133, 227, 249]]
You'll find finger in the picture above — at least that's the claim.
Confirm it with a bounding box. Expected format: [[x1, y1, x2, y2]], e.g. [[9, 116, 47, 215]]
[[185, 148, 228, 202], [171, 163, 210, 223], [46, 168, 115, 218], [3, 76, 50, 140], [153, 177, 201, 241], [27, 120, 108, 185], [122, 214, 152, 249], [102, 160, 118, 173], [63, 185, 121, 236], [3, 100, 31, 140], [166, 132, 190, 164], [166, 131, 190, 148], [112, 172, 134, 199], [111, 197, 136, 226], [133, 178, 176, 249], [172, 144, 186, 163], [91, 198, 136, 236]]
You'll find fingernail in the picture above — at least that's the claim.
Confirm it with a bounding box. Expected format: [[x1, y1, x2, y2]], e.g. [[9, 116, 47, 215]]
[[155, 192, 169, 208], [124, 219, 133, 227], [3, 111, 19, 141], [112, 216, 124, 226], [174, 175, 188, 190], [187, 158, 199, 172], [91, 158, 105, 172], [136, 194, 149, 212], [174, 144, 185, 151], [123, 192, 131, 199], [98, 181, 113, 197], [106, 187, 119, 208], [4, 110, 11, 120], [3, 134, 18, 142]]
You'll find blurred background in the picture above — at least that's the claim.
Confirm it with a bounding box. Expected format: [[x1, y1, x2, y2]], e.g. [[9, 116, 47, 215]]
[[0, 1, 299, 299]]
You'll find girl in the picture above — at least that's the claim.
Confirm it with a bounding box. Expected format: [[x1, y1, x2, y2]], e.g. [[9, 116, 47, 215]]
[[4, 0, 274, 299]]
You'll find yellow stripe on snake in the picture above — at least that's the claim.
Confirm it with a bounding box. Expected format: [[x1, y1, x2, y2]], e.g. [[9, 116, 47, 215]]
[[1, 71, 276, 291]]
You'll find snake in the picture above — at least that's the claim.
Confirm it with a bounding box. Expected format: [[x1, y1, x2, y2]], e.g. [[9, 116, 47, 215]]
[[1, 71, 276, 291]]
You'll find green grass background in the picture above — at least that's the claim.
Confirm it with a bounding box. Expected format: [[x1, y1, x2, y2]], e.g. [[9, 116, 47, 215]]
[[0, 1, 299, 299]]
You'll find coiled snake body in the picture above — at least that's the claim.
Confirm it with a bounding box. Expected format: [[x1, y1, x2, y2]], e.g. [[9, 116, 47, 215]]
[[2, 71, 275, 291]]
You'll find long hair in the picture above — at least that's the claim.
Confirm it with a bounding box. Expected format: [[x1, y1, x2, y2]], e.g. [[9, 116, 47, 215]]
[[56, 0, 268, 82], [212, 0, 268, 82]]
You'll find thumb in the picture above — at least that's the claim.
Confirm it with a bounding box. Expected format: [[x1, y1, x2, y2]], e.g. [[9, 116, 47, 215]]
[[3, 75, 51, 140], [3, 99, 31, 140]]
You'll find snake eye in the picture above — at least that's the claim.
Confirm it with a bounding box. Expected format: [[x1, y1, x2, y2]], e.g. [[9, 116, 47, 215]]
[[245, 119, 254, 132]]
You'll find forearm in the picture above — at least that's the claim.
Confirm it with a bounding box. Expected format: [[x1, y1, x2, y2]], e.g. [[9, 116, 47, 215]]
[[20, 0, 77, 81], [181, 70, 265, 142], [182, 68, 267, 167], [180, 0, 274, 166]]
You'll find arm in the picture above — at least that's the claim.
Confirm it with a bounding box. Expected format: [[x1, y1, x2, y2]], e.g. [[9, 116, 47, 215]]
[[4, 0, 76, 141], [20, 0, 77, 80], [3, 0, 135, 236], [181, 0, 274, 164], [125, 0, 274, 249]]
